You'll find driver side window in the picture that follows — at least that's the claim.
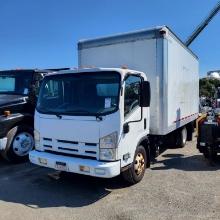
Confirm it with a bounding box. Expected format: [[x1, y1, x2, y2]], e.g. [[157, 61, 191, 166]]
[[124, 75, 141, 117]]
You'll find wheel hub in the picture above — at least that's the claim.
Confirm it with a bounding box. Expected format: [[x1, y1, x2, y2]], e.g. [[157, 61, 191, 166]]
[[134, 153, 145, 176], [13, 132, 34, 156]]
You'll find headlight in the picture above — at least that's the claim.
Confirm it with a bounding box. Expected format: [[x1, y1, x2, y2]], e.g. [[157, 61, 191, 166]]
[[99, 148, 116, 161], [99, 132, 118, 161], [34, 130, 41, 150], [100, 132, 118, 149]]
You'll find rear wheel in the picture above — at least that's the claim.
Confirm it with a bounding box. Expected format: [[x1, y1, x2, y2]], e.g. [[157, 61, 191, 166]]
[[1, 125, 34, 163], [210, 151, 217, 161], [176, 127, 187, 148], [122, 145, 147, 184], [204, 146, 218, 160], [203, 149, 210, 158]]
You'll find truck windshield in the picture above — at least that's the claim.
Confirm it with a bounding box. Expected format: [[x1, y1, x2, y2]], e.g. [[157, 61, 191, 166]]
[[37, 71, 121, 116], [0, 71, 33, 95]]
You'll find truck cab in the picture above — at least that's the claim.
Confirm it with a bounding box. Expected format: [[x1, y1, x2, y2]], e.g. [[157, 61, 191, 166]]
[[29, 68, 151, 184], [0, 69, 68, 162]]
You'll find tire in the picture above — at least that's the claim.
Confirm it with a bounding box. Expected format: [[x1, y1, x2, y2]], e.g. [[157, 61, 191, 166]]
[[176, 127, 187, 148], [122, 145, 147, 184], [1, 125, 34, 163], [204, 147, 217, 160], [210, 151, 217, 161], [187, 123, 194, 141], [203, 150, 210, 159]]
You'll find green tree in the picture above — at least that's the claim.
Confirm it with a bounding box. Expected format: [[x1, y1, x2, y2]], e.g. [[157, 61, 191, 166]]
[[199, 78, 220, 97]]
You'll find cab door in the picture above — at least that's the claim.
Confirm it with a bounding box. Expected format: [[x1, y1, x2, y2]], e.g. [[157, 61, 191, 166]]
[[119, 75, 147, 167]]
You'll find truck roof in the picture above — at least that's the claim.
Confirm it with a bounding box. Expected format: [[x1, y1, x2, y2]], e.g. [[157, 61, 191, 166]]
[[0, 68, 70, 73], [45, 67, 146, 79], [78, 25, 198, 60]]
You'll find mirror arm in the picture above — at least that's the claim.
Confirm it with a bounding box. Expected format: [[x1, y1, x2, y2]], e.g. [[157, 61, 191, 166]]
[[123, 106, 143, 134]]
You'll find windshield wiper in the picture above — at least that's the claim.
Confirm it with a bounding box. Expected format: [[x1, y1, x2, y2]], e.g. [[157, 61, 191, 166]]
[[55, 113, 62, 119], [37, 107, 63, 119], [65, 109, 93, 114], [39, 108, 104, 120], [66, 109, 103, 121]]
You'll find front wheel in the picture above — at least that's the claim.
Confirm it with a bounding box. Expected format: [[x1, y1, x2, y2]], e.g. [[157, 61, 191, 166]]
[[122, 145, 147, 184], [1, 125, 34, 163]]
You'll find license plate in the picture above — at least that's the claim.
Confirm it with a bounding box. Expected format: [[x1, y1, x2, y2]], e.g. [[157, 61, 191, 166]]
[[55, 161, 67, 171]]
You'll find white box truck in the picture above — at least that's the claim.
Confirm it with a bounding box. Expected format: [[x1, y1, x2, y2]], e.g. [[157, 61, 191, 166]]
[[29, 26, 199, 184]]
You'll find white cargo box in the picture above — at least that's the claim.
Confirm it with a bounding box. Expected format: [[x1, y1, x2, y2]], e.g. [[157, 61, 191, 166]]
[[78, 26, 199, 135]]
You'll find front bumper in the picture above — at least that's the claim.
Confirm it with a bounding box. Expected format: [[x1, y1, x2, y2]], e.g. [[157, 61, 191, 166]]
[[29, 150, 121, 178]]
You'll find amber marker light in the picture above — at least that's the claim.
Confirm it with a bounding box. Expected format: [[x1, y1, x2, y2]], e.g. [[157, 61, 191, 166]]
[[4, 111, 11, 117]]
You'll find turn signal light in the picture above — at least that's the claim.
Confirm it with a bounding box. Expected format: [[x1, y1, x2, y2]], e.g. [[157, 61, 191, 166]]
[[4, 111, 11, 117], [79, 165, 90, 173]]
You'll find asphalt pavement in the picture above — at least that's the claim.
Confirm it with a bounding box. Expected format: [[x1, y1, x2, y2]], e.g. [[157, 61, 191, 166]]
[[0, 136, 220, 220]]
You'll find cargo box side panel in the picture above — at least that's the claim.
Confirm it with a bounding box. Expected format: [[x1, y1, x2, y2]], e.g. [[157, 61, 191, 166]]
[[79, 39, 163, 134], [166, 34, 199, 133]]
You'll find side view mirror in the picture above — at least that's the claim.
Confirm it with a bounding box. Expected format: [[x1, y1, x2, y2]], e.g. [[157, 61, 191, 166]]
[[140, 81, 151, 107], [28, 84, 37, 105]]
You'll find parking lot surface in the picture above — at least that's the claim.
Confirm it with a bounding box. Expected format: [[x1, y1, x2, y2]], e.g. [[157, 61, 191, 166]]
[[0, 137, 220, 220]]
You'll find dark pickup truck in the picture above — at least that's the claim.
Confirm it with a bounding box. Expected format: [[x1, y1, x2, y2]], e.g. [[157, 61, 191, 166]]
[[0, 68, 69, 162]]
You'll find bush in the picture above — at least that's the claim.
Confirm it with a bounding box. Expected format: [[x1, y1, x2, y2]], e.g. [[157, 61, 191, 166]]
[[199, 78, 220, 97]]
